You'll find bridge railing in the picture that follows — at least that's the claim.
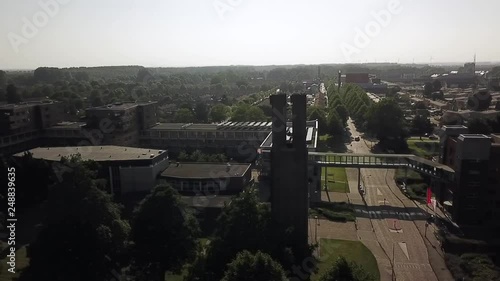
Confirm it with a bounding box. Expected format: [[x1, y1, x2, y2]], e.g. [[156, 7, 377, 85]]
[[308, 152, 455, 182]]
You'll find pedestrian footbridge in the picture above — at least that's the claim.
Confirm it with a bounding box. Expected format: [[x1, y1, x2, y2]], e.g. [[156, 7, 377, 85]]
[[308, 152, 455, 182]]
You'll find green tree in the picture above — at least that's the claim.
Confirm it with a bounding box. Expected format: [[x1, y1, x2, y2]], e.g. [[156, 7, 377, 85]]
[[89, 90, 104, 107], [327, 112, 344, 137], [411, 115, 434, 137], [174, 108, 196, 123], [210, 104, 230, 122], [221, 251, 287, 281], [308, 107, 328, 135], [195, 101, 209, 123], [432, 79, 442, 91], [468, 118, 492, 135], [0, 70, 6, 87], [365, 99, 405, 141], [246, 106, 267, 121], [467, 90, 492, 111], [319, 256, 374, 281], [130, 184, 200, 280], [334, 104, 349, 125], [18, 157, 130, 281], [188, 188, 313, 281], [231, 104, 266, 122], [6, 84, 21, 103], [5, 153, 53, 207], [137, 67, 153, 83], [424, 82, 433, 98]]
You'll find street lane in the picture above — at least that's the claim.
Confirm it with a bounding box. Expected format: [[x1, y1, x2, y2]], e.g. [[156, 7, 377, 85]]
[[346, 118, 438, 281]]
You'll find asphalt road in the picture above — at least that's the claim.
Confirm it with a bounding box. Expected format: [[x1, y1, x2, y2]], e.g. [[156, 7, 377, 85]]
[[346, 118, 438, 281]]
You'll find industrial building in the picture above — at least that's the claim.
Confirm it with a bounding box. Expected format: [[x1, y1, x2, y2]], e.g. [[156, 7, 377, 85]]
[[140, 121, 273, 161], [343, 73, 388, 94]]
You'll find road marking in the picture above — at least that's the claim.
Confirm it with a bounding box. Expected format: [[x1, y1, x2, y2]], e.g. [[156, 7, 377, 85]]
[[399, 242, 410, 260], [354, 208, 428, 221], [395, 263, 432, 270]]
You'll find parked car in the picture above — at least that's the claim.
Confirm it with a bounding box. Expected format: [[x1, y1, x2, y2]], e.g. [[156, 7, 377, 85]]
[[354, 136, 360, 141]]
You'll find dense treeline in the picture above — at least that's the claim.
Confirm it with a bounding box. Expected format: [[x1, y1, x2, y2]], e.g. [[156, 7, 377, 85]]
[[332, 83, 410, 152], [336, 84, 373, 129]]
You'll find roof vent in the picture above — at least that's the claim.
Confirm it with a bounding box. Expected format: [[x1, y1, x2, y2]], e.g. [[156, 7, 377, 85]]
[[176, 162, 180, 167], [226, 162, 231, 172]]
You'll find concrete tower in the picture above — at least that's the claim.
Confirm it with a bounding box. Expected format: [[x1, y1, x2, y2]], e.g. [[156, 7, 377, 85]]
[[270, 93, 309, 247]]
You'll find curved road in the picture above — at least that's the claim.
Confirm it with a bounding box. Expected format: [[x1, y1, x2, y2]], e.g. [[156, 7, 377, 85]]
[[346, 118, 438, 281]]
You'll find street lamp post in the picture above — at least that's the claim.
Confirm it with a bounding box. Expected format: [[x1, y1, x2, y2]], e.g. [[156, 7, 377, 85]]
[[314, 215, 319, 243], [392, 243, 396, 281]]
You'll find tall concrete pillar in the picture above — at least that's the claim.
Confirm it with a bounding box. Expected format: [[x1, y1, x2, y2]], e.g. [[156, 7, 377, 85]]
[[292, 94, 306, 149], [271, 94, 287, 146], [271, 93, 309, 249]]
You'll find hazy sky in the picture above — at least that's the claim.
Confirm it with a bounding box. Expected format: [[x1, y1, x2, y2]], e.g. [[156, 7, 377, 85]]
[[1, 0, 499, 69]]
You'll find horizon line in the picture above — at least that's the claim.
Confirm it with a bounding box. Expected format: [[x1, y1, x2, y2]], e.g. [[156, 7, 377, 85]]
[[4, 61, 500, 72]]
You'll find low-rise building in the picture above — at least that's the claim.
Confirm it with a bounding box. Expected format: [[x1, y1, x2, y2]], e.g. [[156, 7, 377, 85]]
[[140, 121, 273, 161], [15, 145, 169, 195], [159, 162, 252, 194]]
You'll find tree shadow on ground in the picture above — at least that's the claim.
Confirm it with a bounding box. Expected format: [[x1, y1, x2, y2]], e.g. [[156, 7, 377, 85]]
[[317, 134, 349, 153]]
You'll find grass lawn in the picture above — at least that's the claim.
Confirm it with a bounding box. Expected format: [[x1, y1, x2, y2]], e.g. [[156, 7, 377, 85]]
[[407, 138, 439, 158], [309, 202, 355, 222], [321, 167, 348, 193], [0, 246, 29, 281], [312, 239, 380, 281]]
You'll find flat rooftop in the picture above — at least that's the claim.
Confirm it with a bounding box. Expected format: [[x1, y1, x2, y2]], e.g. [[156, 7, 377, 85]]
[[15, 146, 166, 162], [149, 121, 273, 131], [161, 163, 251, 179], [0, 100, 59, 110], [259, 120, 319, 149], [46, 121, 86, 129], [458, 134, 491, 140], [87, 101, 156, 111]]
